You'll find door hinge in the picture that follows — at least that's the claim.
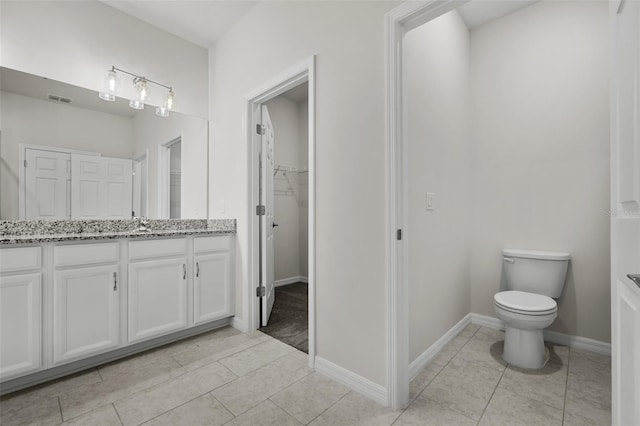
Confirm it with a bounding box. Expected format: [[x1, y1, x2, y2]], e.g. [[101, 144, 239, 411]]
[[256, 286, 265, 297], [256, 205, 266, 216], [256, 124, 266, 135], [24, 160, 27, 168], [397, 229, 402, 241]]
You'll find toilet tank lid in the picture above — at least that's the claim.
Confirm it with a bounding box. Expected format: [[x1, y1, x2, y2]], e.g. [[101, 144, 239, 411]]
[[503, 249, 571, 261]]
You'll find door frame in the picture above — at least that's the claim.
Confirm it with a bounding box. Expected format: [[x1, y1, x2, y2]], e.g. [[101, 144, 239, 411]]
[[157, 136, 181, 219], [244, 56, 316, 367], [384, 0, 469, 409]]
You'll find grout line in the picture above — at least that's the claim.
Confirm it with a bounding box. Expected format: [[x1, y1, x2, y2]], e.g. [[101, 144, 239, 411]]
[[304, 390, 353, 425], [57, 396, 63, 423], [562, 347, 571, 425], [96, 367, 104, 382], [112, 403, 124, 426], [477, 361, 508, 424]]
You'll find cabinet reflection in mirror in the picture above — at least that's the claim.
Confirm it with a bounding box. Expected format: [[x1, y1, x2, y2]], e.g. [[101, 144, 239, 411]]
[[0, 67, 208, 220]]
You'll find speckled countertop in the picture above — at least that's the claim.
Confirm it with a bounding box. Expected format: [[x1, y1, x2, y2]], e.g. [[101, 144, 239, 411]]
[[0, 219, 236, 245]]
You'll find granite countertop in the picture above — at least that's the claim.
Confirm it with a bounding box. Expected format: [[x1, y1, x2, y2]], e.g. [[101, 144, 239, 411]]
[[0, 219, 236, 245]]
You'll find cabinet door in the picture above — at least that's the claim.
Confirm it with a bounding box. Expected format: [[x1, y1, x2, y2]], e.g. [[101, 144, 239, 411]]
[[53, 265, 120, 364], [193, 252, 233, 325], [128, 258, 187, 343], [0, 273, 42, 380]]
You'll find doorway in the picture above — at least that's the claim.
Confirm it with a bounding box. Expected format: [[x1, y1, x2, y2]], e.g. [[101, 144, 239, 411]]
[[258, 83, 310, 353], [244, 56, 316, 367], [158, 137, 181, 219]]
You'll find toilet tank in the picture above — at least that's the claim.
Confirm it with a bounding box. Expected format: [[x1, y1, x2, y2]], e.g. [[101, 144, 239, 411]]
[[503, 249, 571, 298]]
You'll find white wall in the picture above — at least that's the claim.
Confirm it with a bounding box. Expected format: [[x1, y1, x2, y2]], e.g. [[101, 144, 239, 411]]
[[404, 11, 471, 362], [208, 1, 395, 386], [469, 1, 610, 342], [132, 108, 208, 219], [0, 0, 208, 118], [0, 91, 134, 219], [265, 96, 308, 283]]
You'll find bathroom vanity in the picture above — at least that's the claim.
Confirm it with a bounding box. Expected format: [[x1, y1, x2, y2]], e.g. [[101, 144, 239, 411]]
[[0, 219, 236, 394]]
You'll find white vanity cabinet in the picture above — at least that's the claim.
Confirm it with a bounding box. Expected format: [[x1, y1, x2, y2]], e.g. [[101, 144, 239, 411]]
[[0, 232, 234, 390], [193, 236, 234, 325], [0, 246, 42, 381], [52, 243, 120, 365], [127, 238, 188, 343]]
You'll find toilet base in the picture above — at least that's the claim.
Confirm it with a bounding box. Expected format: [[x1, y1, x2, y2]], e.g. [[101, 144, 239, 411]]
[[502, 326, 548, 369]]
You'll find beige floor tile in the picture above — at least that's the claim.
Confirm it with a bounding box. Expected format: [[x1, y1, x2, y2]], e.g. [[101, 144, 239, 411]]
[[212, 353, 312, 416], [423, 357, 503, 420], [479, 388, 563, 426], [98, 349, 175, 382], [458, 323, 481, 338], [173, 333, 264, 371], [189, 326, 243, 346], [219, 339, 295, 376], [474, 326, 505, 342], [142, 394, 233, 426], [408, 363, 443, 401], [0, 393, 62, 426], [429, 346, 458, 367], [63, 404, 121, 425], [567, 352, 611, 408], [289, 349, 309, 364], [60, 356, 185, 420], [570, 349, 611, 367], [225, 400, 301, 426], [546, 342, 569, 366], [114, 361, 237, 426], [270, 372, 350, 424], [498, 361, 567, 409], [563, 393, 611, 426], [308, 391, 400, 426], [456, 333, 508, 372], [394, 394, 476, 426], [23, 369, 103, 400]]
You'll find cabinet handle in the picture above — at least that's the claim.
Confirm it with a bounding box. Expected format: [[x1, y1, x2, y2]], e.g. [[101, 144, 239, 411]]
[[113, 272, 117, 291], [183, 264, 186, 280], [196, 262, 200, 278]]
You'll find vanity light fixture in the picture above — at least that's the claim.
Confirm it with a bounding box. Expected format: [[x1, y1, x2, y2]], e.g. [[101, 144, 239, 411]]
[[98, 66, 175, 117]]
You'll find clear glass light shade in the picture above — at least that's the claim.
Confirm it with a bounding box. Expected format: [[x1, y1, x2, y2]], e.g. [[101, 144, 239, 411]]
[[129, 78, 148, 110], [155, 89, 174, 117], [98, 69, 119, 101]]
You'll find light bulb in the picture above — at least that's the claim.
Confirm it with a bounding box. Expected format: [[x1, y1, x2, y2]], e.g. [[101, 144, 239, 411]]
[[129, 77, 148, 110], [98, 69, 119, 101]]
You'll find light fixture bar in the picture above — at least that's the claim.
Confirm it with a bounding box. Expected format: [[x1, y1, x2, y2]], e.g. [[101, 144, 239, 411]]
[[110, 66, 173, 91]]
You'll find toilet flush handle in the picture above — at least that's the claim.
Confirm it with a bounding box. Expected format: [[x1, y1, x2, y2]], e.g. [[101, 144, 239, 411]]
[[503, 257, 515, 264]]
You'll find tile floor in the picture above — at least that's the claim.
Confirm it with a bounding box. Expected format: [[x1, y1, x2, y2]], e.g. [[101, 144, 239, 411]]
[[0, 324, 611, 426]]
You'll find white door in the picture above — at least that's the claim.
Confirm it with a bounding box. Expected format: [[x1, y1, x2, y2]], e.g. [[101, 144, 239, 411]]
[[261, 105, 276, 326], [128, 258, 188, 343], [0, 273, 42, 380], [25, 149, 70, 219], [610, 0, 640, 424], [53, 265, 119, 364], [193, 252, 232, 325], [71, 154, 133, 219]]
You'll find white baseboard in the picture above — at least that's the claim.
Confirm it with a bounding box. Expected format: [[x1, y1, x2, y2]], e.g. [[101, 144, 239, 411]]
[[275, 276, 308, 287], [231, 316, 249, 333], [470, 313, 611, 356], [315, 356, 387, 406], [408, 313, 472, 380]]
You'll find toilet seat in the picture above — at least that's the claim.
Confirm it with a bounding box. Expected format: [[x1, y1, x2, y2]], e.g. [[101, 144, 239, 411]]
[[494, 291, 556, 315]]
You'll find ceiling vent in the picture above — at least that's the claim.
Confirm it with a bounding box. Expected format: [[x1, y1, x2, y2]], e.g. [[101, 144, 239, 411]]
[[47, 94, 72, 104]]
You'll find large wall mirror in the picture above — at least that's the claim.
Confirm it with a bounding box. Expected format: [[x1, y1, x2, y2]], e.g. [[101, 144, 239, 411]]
[[0, 67, 208, 220]]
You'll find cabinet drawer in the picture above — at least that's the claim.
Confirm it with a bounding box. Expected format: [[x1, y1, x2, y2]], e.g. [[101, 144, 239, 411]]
[[0, 247, 42, 273], [194, 235, 232, 253], [54, 243, 119, 267], [129, 238, 187, 260]]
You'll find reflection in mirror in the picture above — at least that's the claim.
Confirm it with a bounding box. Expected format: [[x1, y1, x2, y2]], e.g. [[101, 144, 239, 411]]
[[0, 67, 208, 220]]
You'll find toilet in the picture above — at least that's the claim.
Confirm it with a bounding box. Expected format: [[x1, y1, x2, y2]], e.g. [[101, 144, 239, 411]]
[[494, 249, 570, 369]]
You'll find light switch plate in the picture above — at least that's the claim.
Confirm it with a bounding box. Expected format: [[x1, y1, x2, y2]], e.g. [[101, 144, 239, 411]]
[[426, 192, 435, 211]]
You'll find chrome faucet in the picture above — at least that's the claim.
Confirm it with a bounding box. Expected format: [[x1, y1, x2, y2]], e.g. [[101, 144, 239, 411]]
[[134, 216, 150, 232]]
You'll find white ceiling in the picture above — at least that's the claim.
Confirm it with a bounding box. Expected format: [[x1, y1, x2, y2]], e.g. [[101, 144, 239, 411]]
[[100, 0, 258, 48], [457, 0, 539, 29], [100, 1, 539, 50]]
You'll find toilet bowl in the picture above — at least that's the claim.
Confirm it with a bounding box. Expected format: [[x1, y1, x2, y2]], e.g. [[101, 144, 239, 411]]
[[494, 290, 557, 368], [495, 249, 570, 369]]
